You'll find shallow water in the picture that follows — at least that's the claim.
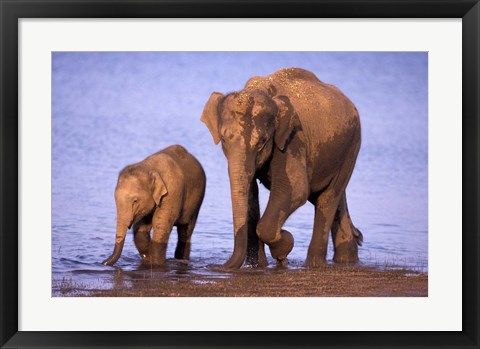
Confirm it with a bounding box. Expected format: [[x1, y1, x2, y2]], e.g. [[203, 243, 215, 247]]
[[52, 52, 428, 295]]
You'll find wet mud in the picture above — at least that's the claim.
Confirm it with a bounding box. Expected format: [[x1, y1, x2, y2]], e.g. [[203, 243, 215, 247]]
[[53, 261, 427, 297]]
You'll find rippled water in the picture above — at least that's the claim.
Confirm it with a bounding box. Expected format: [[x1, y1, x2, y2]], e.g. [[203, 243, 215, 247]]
[[52, 52, 428, 294]]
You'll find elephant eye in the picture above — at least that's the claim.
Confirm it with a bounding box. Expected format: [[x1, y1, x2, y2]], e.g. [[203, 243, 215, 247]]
[[258, 136, 269, 150]]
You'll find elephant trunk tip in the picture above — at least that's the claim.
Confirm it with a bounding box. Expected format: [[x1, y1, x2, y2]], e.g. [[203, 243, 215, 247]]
[[102, 241, 125, 266], [354, 227, 363, 246], [101, 256, 117, 266]]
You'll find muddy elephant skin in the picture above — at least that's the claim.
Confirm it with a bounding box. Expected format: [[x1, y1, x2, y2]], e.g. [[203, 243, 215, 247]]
[[102, 145, 206, 266], [201, 68, 363, 268]]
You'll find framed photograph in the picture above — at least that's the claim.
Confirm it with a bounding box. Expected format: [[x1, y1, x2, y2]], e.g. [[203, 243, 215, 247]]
[[1, 0, 478, 348]]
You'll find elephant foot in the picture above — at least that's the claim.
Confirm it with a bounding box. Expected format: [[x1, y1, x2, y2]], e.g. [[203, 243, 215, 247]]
[[223, 251, 247, 269], [304, 254, 327, 268], [142, 241, 167, 266], [269, 229, 294, 263], [174, 241, 191, 260], [257, 254, 269, 268], [333, 240, 360, 264]]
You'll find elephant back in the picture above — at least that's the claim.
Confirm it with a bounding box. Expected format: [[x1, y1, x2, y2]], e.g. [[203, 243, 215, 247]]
[[269, 67, 320, 84], [161, 145, 206, 190], [266, 68, 360, 163]]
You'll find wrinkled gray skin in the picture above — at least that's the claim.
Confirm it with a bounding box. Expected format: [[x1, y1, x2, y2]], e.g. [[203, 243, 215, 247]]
[[201, 68, 363, 269], [102, 145, 206, 266]]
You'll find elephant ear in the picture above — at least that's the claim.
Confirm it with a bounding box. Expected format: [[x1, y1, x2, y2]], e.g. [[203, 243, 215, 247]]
[[200, 92, 224, 145], [273, 95, 300, 151], [149, 170, 167, 206]]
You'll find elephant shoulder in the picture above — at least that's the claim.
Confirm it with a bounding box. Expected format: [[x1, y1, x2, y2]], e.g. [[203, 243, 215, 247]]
[[154, 154, 185, 186]]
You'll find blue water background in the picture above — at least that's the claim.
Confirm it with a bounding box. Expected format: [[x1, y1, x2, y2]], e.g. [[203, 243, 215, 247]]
[[52, 52, 428, 289]]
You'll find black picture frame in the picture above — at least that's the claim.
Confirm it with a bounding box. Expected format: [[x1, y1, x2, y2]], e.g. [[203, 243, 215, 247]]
[[1, 0, 478, 348]]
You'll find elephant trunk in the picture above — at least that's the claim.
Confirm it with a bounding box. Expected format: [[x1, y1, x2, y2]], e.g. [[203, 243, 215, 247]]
[[224, 155, 255, 269], [102, 220, 130, 266]]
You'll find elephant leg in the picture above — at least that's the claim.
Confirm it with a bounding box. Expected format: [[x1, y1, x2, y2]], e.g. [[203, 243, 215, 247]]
[[145, 209, 175, 266], [256, 151, 308, 264], [256, 198, 299, 264], [246, 180, 268, 267], [175, 222, 194, 260], [133, 215, 152, 259], [305, 190, 342, 267], [331, 193, 363, 263], [306, 142, 359, 267]]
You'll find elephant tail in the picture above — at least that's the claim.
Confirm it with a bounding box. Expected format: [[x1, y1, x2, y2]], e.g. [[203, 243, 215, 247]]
[[353, 227, 363, 246]]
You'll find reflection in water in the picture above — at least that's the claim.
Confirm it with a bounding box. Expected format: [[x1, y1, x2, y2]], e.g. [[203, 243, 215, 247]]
[[52, 52, 428, 294], [112, 268, 132, 290]]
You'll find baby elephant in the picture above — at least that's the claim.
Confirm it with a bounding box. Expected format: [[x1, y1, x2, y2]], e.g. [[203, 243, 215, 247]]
[[102, 145, 206, 266]]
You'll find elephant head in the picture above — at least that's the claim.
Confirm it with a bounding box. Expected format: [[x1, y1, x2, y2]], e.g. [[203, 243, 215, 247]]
[[102, 167, 167, 266], [201, 89, 300, 267]]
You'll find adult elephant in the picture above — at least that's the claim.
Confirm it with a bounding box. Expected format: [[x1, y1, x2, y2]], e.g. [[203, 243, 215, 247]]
[[201, 67, 363, 269]]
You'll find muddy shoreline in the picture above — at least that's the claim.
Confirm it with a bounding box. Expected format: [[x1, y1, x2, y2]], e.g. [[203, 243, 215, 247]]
[[54, 265, 428, 297]]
